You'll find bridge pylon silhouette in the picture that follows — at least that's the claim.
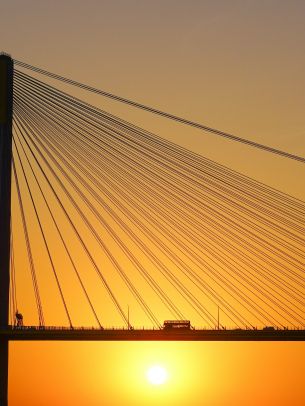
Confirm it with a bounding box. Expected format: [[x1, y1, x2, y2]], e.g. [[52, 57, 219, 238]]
[[0, 53, 13, 406]]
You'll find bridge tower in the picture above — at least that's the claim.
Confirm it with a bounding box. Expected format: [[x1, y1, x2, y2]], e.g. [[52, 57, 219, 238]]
[[0, 53, 14, 406]]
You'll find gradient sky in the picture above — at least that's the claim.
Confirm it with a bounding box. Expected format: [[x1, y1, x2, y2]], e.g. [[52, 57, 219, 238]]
[[2, 1, 305, 405]]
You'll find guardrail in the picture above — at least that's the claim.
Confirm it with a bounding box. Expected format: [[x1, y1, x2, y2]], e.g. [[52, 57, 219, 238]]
[[4, 325, 303, 331]]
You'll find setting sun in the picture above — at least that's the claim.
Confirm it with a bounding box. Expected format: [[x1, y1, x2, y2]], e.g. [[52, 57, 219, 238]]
[[146, 365, 169, 385]]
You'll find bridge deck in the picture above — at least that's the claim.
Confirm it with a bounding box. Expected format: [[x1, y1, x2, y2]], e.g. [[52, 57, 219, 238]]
[[1, 327, 305, 341]]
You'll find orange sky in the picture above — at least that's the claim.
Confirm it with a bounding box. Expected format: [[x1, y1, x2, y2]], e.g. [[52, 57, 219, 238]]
[[2, 1, 305, 405]]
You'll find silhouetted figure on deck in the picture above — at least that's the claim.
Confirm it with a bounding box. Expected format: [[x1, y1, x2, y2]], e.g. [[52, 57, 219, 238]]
[[15, 311, 23, 327]]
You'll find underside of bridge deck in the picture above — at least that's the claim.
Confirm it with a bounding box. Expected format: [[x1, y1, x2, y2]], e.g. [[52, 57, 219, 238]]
[[1, 328, 305, 341]]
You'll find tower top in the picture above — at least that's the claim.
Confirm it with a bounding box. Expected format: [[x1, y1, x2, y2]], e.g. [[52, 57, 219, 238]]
[[0, 53, 14, 124], [0, 53, 12, 59]]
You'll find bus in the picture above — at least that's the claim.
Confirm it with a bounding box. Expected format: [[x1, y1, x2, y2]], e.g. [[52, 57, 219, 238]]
[[163, 320, 191, 330]]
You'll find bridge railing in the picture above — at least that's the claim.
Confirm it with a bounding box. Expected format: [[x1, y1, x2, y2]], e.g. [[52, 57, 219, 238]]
[[4, 325, 301, 332]]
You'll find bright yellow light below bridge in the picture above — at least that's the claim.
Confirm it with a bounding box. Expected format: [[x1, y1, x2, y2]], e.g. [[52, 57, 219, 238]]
[[146, 365, 169, 385]]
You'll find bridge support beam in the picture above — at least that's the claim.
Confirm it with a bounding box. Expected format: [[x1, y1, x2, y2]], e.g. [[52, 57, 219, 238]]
[[0, 53, 14, 406]]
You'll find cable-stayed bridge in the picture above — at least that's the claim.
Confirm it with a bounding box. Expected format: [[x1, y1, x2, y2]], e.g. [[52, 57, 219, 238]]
[[0, 53, 305, 404]]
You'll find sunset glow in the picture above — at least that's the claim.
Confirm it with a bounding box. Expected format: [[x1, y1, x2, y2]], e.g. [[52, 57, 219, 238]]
[[2, 1, 305, 405]]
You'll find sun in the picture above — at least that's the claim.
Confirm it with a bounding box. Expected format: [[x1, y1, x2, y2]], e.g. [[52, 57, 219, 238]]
[[146, 365, 169, 385]]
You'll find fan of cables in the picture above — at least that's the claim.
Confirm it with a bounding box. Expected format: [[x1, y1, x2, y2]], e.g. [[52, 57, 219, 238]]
[[9, 65, 305, 330]]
